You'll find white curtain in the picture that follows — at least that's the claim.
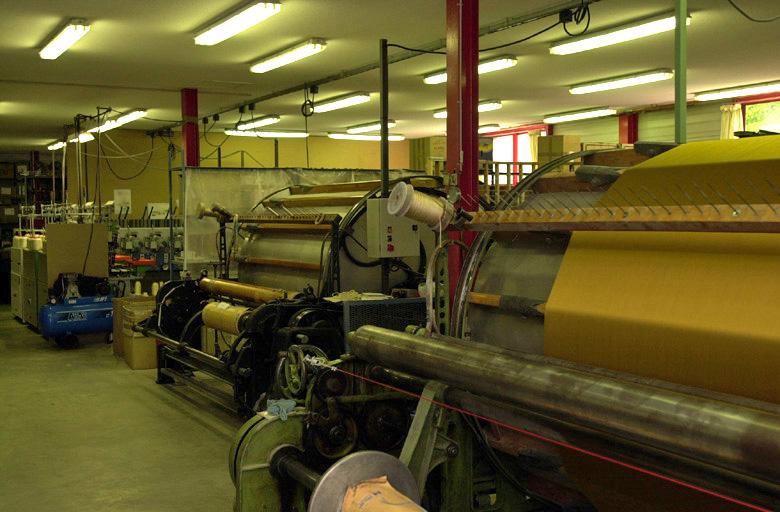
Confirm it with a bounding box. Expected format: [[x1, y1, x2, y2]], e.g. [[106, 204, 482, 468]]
[[720, 103, 744, 139]]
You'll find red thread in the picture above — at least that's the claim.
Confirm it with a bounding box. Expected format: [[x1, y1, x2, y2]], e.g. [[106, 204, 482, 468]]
[[333, 366, 771, 512]]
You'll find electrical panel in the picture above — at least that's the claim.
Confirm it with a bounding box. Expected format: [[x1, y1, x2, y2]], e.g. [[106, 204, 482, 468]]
[[366, 198, 420, 258]]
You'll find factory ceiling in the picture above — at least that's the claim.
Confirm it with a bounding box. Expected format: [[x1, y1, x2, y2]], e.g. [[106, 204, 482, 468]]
[[0, 0, 778, 149]]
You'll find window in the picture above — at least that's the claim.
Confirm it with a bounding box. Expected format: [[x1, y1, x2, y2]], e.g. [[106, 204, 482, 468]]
[[745, 100, 780, 132]]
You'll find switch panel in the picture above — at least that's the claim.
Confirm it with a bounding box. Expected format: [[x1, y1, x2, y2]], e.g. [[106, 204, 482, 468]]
[[366, 198, 420, 258]]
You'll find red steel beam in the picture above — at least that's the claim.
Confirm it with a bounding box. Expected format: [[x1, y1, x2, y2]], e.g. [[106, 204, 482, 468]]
[[181, 88, 200, 167], [446, 0, 479, 308], [618, 112, 639, 145]]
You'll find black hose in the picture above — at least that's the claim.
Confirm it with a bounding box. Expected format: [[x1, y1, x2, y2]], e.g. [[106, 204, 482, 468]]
[[179, 310, 204, 345]]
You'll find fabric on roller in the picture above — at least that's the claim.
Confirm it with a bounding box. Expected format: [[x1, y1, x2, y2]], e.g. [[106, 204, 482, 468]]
[[544, 137, 780, 510], [545, 136, 780, 404], [202, 302, 249, 335]]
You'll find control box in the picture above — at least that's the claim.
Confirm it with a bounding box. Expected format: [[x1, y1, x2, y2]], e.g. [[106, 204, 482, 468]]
[[366, 198, 420, 258]]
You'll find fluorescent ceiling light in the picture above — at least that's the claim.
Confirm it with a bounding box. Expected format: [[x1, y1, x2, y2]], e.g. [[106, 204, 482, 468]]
[[543, 108, 617, 124], [236, 115, 281, 130], [195, 2, 280, 46], [423, 56, 518, 85], [250, 39, 327, 73], [550, 14, 691, 56], [694, 81, 780, 102], [47, 141, 66, 151], [433, 100, 503, 119], [69, 133, 95, 143], [87, 109, 147, 133], [478, 124, 500, 134], [346, 120, 396, 134], [327, 133, 405, 141], [39, 19, 91, 60], [313, 93, 371, 113], [224, 129, 309, 138], [569, 69, 674, 95]]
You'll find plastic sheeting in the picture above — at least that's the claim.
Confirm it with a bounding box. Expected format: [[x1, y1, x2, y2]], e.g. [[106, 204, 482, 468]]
[[181, 167, 416, 273]]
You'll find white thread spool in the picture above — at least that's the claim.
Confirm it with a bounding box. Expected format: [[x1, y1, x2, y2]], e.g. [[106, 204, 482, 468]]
[[151, 282, 160, 297], [28, 236, 43, 251], [387, 182, 454, 228], [133, 281, 142, 295]]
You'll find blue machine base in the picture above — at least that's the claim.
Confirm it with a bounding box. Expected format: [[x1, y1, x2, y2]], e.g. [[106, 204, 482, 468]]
[[39, 296, 113, 338]]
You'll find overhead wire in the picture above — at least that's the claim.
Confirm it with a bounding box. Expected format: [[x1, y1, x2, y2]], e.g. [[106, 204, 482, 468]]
[[726, 0, 780, 22]]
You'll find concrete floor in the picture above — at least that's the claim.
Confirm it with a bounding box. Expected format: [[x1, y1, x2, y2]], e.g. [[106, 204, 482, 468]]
[[0, 306, 244, 512]]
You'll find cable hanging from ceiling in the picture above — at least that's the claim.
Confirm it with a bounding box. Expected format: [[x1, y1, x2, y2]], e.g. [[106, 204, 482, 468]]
[[726, 0, 780, 23]]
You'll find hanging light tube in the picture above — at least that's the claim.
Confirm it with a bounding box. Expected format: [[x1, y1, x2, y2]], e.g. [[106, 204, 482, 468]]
[[346, 120, 396, 134], [694, 81, 780, 102], [313, 93, 371, 113], [69, 133, 95, 143], [569, 69, 674, 95], [224, 129, 309, 138], [47, 141, 66, 151], [433, 100, 503, 119], [250, 39, 327, 73], [195, 2, 281, 46], [39, 19, 91, 60], [236, 115, 281, 130], [550, 13, 691, 56], [87, 109, 147, 134], [423, 56, 518, 85], [543, 108, 617, 124], [327, 133, 405, 141], [478, 124, 501, 134]]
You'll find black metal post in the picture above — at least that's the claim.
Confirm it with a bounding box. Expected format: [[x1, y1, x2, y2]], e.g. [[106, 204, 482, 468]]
[[167, 143, 175, 282], [380, 38, 390, 294], [274, 138, 280, 167]]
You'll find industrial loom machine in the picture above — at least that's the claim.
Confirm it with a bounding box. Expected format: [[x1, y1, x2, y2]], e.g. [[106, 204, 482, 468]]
[[227, 136, 780, 512], [137, 176, 439, 415]]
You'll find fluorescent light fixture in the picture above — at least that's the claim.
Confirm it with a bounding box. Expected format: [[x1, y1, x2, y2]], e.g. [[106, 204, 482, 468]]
[[39, 19, 91, 60], [195, 2, 280, 46], [346, 120, 396, 134], [693, 81, 780, 102], [543, 108, 617, 124], [250, 38, 327, 73], [423, 56, 518, 85], [433, 100, 503, 119], [47, 141, 66, 151], [569, 69, 674, 95], [327, 133, 405, 141], [550, 14, 691, 56], [236, 115, 281, 130], [69, 133, 95, 143], [313, 93, 371, 113], [224, 129, 309, 138], [478, 124, 500, 134], [87, 109, 147, 133]]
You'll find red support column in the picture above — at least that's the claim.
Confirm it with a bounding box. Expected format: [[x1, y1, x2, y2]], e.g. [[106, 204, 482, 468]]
[[446, 0, 479, 305], [618, 112, 639, 145], [181, 88, 200, 167]]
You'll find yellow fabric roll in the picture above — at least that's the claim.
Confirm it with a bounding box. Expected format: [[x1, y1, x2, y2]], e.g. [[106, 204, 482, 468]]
[[544, 137, 780, 510], [545, 136, 780, 405], [202, 302, 249, 335]]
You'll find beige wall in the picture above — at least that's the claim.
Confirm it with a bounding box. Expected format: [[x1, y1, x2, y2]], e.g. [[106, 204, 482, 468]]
[[66, 128, 410, 217]]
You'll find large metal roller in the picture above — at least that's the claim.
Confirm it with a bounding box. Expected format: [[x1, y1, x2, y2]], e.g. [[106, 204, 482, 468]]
[[347, 325, 780, 487]]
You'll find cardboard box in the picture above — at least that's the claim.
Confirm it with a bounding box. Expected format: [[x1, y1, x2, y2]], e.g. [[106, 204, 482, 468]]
[[114, 295, 156, 369], [123, 328, 157, 370]]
